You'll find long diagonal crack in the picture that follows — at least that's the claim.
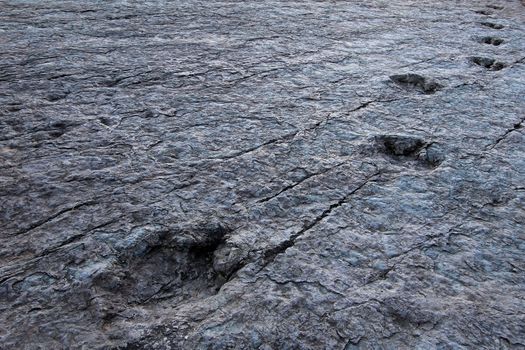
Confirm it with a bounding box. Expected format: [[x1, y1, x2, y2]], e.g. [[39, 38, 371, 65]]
[[10, 201, 98, 237], [256, 171, 381, 273], [208, 130, 299, 161], [257, 161, 346, 203], [486, 116, 525, 150]]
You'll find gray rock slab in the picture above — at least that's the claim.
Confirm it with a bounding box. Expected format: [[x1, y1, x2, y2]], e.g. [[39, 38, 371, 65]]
[[1, 0, 524, 349]]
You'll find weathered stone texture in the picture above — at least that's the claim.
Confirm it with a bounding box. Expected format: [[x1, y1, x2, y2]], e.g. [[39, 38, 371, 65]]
[[1, 0, 524, 349]]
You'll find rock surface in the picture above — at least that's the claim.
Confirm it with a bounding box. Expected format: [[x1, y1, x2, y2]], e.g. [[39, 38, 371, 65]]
[[1, 0, 525, 349]]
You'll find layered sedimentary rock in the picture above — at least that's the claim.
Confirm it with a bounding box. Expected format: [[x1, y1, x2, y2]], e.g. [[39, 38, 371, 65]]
[[1, 0, 524, 348]]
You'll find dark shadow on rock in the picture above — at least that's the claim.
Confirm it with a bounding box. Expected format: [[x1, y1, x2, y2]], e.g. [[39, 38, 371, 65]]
[[479, 36, 504, 46], [389, 74, 443, 94], [479, 22, 504, 29], [92, 222, 231, 307], [470, 57, 506, 71], [373, 135, 445, 168]]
